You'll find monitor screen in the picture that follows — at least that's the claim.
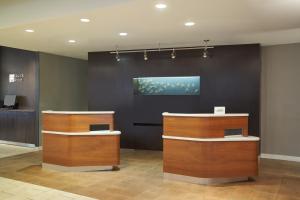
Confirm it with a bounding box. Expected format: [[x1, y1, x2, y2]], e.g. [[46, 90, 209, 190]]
[[4, 95, 16, 107]]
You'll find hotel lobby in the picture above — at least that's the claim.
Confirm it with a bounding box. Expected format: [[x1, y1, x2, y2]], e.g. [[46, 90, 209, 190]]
[[0, 1, 300, 200]]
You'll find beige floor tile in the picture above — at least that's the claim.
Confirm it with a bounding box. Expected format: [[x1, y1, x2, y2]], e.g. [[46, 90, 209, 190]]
[[0, 144, 38, 159], [0, 177, 96, 200], [251, 191, 277, 200], [276, 194, 300, 200], [0, 148, 300, 200]]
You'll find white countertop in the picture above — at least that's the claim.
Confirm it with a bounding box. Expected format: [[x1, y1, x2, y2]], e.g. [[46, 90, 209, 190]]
[[42, 110, 115, 115], [162, 112, 249, 117], [162, 135, 259, 142], [42, 130, 121, 136]]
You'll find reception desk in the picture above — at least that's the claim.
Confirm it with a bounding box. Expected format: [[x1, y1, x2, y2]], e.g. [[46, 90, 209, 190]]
[[162, 112, 259, 185], [42, 111, 120, 172]]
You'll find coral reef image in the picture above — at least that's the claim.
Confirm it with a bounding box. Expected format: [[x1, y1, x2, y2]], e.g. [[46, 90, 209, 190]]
[[133, 76, 200, 95]]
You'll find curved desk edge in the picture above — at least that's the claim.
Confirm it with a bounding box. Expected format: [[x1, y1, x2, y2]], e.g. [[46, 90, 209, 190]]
[[162, 135, 260, 142], [162, 112, 249, 117], [42, 111, 115, 115], [42, 130, 121, 136]]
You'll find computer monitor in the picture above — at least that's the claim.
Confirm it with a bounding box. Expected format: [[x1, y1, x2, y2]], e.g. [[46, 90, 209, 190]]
[[3, 95, 17, 107]]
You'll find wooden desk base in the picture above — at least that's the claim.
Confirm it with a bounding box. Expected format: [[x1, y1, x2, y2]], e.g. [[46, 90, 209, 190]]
[[163, 138, 259, 185], [43, 133, 120, 172]]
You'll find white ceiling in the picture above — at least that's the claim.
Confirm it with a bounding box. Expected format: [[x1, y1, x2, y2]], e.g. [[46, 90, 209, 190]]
[[1, 0, 300, 60]]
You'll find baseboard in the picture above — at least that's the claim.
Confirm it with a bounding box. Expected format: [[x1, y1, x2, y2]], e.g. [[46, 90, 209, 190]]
[[120, 148, 135, 152], [0, 140, 36, 148], [261, 153, 300, 162], [37, 146, 43, 150], [164, 173, 249, 185], [42, 163, 114, 172]]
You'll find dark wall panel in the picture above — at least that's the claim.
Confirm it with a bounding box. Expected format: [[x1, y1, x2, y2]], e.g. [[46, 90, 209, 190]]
[[0, 46, 38, 109], [0, 46, 39, 145], [88, 44, 261, 150], [0, 111, 36, 145]]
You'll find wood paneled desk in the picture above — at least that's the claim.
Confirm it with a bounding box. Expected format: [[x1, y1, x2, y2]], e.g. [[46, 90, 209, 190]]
[[162, 112, 260, 185], [42, 111, 120, 172]]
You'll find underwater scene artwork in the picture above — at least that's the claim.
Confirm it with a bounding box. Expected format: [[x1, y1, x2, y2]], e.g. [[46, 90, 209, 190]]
[[133, 76, 200, 95]]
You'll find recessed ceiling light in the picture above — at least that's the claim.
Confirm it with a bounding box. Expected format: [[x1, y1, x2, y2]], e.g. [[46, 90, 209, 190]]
[[155, 3, 167, 9], [68, 40, 76, 43], [80, 18, 90, 23], [119, 32, 128, 36], [25, 29, 34, 33], [184, 21, 195, 27]]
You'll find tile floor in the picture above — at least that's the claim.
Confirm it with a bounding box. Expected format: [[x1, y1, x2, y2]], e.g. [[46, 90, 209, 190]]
[[0, 144, 38, 159], [0, 148, 299, 200], [0, 176, 96, 200]]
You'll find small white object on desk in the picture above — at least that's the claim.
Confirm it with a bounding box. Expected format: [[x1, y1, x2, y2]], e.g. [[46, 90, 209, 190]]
[[214, 106, 225, 115]]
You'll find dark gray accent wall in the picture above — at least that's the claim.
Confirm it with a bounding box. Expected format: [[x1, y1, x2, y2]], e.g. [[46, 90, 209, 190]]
[[0, 46, 39, 145], [88, 44, 261, 150], [39, 53, 88, 144], [261, 43, 300, 157], [0, 46, 39, 109]]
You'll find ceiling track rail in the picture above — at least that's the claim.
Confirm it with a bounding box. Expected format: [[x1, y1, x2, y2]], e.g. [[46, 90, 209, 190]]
[[109, 46, 214, 54]]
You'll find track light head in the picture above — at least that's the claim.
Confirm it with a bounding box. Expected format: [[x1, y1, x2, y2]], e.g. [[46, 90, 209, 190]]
[[202, 39, 210, 59], [116, 54, 120, 62], [144, 50, 148, 61], [115, 46, 121, 62], [202, 50, 208, 58], [171, 48, 176, 59], [115, 51, 120, 62]]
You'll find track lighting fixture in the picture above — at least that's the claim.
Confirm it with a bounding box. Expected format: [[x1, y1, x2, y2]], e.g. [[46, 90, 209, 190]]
[[111, 42, 214, 61], [171, 48, 176, 59], [144, 50, 148, 61], [202, 40, 210, 59]]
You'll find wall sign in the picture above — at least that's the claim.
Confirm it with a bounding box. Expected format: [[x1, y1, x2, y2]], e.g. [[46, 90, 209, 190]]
[[9, 73, 24, 83]]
